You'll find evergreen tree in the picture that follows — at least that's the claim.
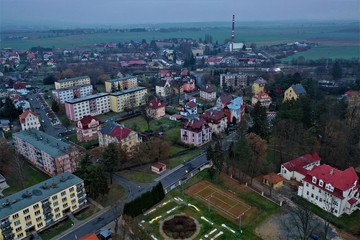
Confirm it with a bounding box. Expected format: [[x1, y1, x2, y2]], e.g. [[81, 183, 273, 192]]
[[250, 102, 269, 139], [76, 154, 93, 188], [102, 143, 120, 184], [89, 164, 109, 198], [51, 99, 59, 112], [2, 97, 21, 120], [331, 61, 342, 80]]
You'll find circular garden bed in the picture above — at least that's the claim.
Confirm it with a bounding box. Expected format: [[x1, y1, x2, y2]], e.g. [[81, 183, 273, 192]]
[[162, 215, 198, 239]]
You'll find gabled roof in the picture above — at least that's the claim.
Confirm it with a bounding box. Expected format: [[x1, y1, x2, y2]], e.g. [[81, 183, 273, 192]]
[[227, 97, 243, 110], [254, 77, 267, 85], [19, 110, 38, 124], [255, 91, 271, 99], [291, 84, 306, 95], [100, 123, 133, 142], [263, 172, 285, 184], [218, 95, 233, 105], [183, 117, 207, 131], [185, 101, 197, 109], [200, 85, 216, 93], [148, 98, 165, 109], [156, 80, 168, 87], [283, 152, 320, 172], [202, 109, 225, 123], [78, 115, 99, 129]]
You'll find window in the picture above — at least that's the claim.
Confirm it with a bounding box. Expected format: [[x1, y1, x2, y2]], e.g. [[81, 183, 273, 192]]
[[13, 213, 19, 219], [319, 180, 324, 187], [55, 213, 61, 219], [26, 221, 32, 227], [33, 204, 39, 210], [17, 233, 24, 238], [25, 215, 31, 221], [62, 197, 67, 202], [37, 223, 43, 228], [318, 189, 322, 193], [69, 187, 74, 192], [63, 203, 68, 208], [23, 209, 29, 214], [36, 217, 42, 222], [306, 183, 309, 187], [312, 176, 317, 184], [54, 207, 60, 213], [35, 210, 41, 216], [320, 198, 322, 202], [52, 195, 58, 200], [53, 201, 59, 207], [16, 227, 22, 232], [311, 194, 314, 198], [306, 191, 309, 195], [14, 220, 20, 226], [312, 186, 315, 190]]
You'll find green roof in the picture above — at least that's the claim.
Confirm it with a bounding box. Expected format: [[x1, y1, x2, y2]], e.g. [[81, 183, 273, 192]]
[[0, 172, 83, 219], [13, 129, 72, 158], [106, 75, 136, 83], [56, 76, 90, 83], [110, 86, 147, 96]]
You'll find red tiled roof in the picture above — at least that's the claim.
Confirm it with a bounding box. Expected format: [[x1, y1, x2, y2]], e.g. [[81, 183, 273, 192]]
[[283, 152, 321, 172], [263, 173, 285, 184], [79, 233, 99, 240], [78, 115, 99, 130], [201, 85, 216, 93], [185, 101, 197, 109], [219, 95, 233, 105], [19, 110, 38, 124], [148, 98, 165, 109], [110, 125, 132, 141], [348, 198, 357, 205], [183, 117, 207, 131], [202, 109, 225, 123], [153, 163, 166, 169]]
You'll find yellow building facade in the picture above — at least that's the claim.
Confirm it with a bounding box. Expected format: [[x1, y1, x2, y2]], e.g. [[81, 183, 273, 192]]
[[283, 84, 306, 102], [105, 76, 138, 93], [54, 76, 91, 90], [0, 173, 86, 240], [110, 87, 147, 113]]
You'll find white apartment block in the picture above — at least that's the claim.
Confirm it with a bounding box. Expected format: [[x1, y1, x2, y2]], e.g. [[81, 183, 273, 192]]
[[19, 110, 41, 131], [54, 76, 91, 90], [52, 84, 93, 104], [110, 86, 147, 113], [65, 93, 110, 121], [297, 164, 359, 217], [0, 173, 86, 240]]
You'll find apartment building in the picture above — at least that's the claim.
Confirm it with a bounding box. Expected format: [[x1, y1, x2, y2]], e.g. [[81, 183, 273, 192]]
[[0, 172, 87, 240], [13, 129, 79, 176], [19, 110, 41, 131], [110, 87, 147, 113], [220, 73, 248, 90], [52, 84, 93, 104], [105, 76, 138, 93], [65, 93, 110, 121], [297, 164, 359, 217], [54, 76, 91, 90]]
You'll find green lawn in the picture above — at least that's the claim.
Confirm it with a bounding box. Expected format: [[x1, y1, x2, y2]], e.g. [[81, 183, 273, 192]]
[[2, 161, 49, 196], [118, 170, 157, 183], [170, 145, 187, 156], [96, 183, 126, 207], [39, 218, 73, 240], [168, 150, 202, 169]]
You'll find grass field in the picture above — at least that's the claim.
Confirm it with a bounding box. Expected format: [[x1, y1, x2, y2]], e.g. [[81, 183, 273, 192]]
[[1, 21, 358, 59], [187, 181, 251, 220]]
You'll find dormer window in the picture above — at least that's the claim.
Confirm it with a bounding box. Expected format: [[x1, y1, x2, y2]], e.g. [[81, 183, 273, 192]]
[[312, 176, 317, 184], [319, 180, 324, 187]]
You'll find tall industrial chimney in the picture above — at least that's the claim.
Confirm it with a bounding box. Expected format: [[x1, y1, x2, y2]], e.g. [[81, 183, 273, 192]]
[[231, 14, 235, 52]]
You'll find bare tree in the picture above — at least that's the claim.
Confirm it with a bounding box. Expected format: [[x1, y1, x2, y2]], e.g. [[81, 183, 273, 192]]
[[12, 153, 27, 189], [282, 204, 318, 240]]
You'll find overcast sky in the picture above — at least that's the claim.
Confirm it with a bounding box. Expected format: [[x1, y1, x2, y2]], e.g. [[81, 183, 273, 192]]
[[1, 0, 359, 27]]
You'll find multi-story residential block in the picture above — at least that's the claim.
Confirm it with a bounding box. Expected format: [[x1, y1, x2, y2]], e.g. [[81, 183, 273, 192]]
[[19, 110, 41, 131], [65, 93, 110, 121], [201, 109, 227, 135], [0, 172, 87, 240], [109, 87, 147, 113], [251, 91, 272, 108], [223, 97, 245, 124], [280, 152, 321, 182], [76, 115, 101, 142], [181, 117, 212, 146], [252, 77, 267, 94], [105, 76, 138, 93], [220, 73, 248, 90], [297, 164, 359, 217], [52, 84, 93, 104], [146, 98, 165, 119], [13, 129, 79, 176], [200, 85, 217, 102], [98, 123, 140, 151], [54, 76, 91, 90], [283, 84, 306, 102]]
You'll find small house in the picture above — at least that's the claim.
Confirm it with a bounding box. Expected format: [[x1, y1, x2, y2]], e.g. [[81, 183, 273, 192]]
[[152, 163, 167, 174]]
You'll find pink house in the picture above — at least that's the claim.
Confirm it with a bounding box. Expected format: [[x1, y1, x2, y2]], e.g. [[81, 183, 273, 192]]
[[183, 77, 195, 93], [76, 115, 101, 142], [147, 98, 165, 119], [181, 117, 212, 146]]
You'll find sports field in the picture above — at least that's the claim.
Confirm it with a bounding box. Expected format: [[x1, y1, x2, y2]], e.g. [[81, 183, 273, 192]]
[[187, 181, 251, 220]]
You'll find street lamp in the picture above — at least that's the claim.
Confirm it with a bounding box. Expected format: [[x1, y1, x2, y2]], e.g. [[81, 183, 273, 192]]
[[238, 213, 244, 234]]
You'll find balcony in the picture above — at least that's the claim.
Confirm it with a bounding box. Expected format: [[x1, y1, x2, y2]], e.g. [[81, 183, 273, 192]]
[[1, 225, 12, 234], [1, 219, 11, 227]]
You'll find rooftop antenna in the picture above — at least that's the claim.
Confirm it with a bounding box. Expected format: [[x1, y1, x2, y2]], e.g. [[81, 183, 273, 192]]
[[231, 15, 235, 52]]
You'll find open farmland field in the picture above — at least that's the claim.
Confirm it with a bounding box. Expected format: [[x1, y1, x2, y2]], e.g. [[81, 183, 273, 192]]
[[1, 21, 359, 59]]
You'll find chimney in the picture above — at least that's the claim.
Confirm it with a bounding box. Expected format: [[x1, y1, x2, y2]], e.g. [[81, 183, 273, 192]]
[[231, 15, 235, 51], [330, 169, 334, 175]]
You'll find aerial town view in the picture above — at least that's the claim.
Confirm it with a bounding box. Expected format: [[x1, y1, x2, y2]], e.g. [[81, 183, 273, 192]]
[[0, 0, 359, 240]]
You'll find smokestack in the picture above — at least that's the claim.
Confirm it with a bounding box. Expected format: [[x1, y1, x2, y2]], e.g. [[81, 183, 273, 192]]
[[231, 14, 235, 51]]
